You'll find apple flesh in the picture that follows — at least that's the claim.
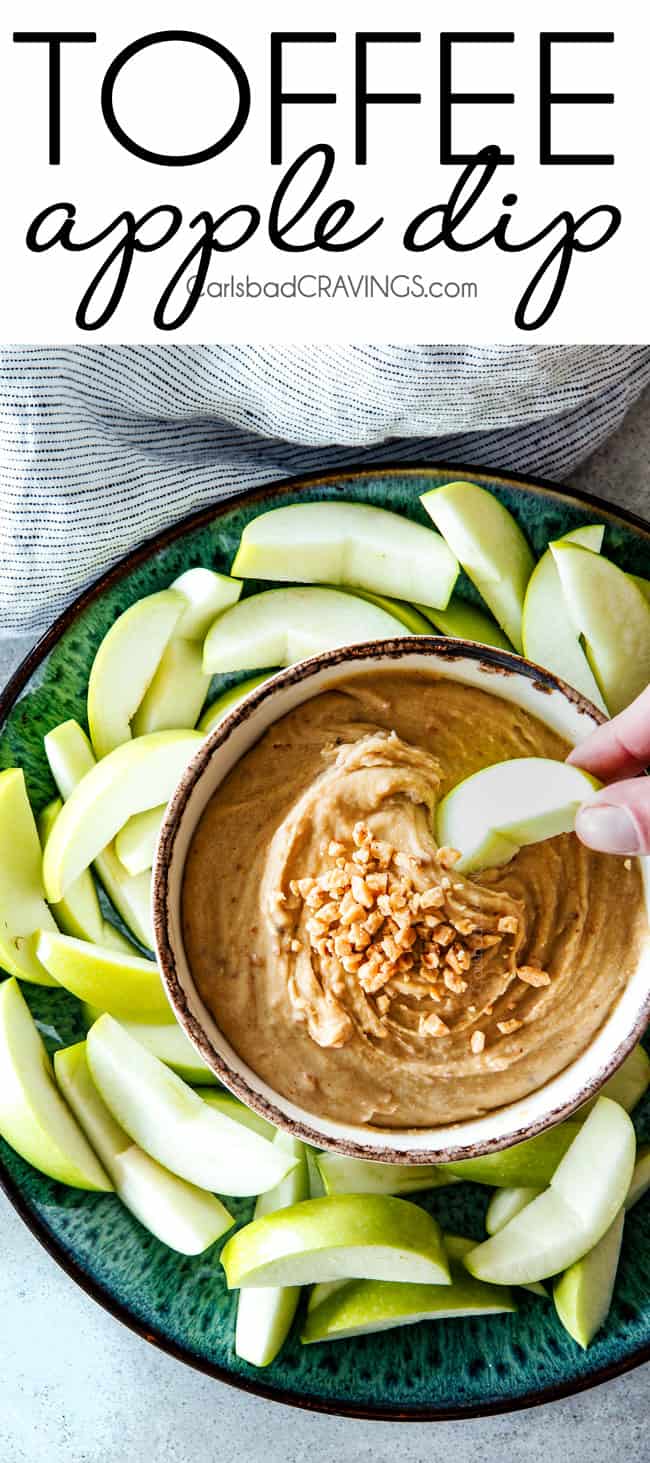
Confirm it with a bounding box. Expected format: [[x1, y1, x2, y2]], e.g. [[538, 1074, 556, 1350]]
[[55, 1042, 233, 1253], [551, 542, 650, 715], [0, 769, 58, 985], [235, 1133, 310, 1366], [436, 756, 599, 873], [316, 1153, 459, 1197], [338, 588, 431, 634], [202, 1091, 276, 1140], [417, 597, 512, 651], [132, 638, 210, 737], [86, 1015, 296, 1195], [625, 1144, 650, 1210], [170, 567, 242, 639], [581, 1045, 650, 1117], [87, 589, 185, 758], [203, 587, 410, 674], [420, 481, 534, 651], [522, 526, 607, 711], [198, 675, 272, 735], [0, 978, 111, 1190], [44, 720, 155, 949], [553, 1208, 624, 1348], [115, 806, 165, 876], [36, 931, 171, 1022], [81, 1004, 218, 1084], [465, 1098, 636, 1284], [230, 500, 459, 610], [221, 1194, 451, 1289], [38, 799, 132, 955], [43, 729, 202, 900], [486, 1186, 542, 1235]]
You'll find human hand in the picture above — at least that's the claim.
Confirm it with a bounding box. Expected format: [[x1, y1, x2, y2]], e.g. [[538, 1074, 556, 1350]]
[[568, 685, 650, 854]]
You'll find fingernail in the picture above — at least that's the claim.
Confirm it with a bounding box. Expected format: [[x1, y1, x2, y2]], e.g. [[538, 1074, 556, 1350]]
[[575, 803, 641, 855]]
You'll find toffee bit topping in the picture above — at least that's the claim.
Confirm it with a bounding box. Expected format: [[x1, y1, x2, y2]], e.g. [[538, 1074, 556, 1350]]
[[498, 914, 519, 934], [497, 1018, 523, 1035], [470, 1029, 486, 1055], [517, 964, 551, 988]]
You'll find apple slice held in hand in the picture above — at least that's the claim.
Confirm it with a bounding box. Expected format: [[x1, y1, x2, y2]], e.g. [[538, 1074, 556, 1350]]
[[551, 542, 650, 715], [553, 1208, 625, 1348], [55, 1042, 233, 1253], [86, 1015, 296, 1196], [436, 756, 600, 873], [221, 1194, 451, 1289], [0, 769, 58, 986], [522, 526, 608, 711], [465, 1098, 636, 1285], [36, 931, 171, 1022], [87, 589, 185, 758], [420, 481, 534, 651], [230, 500, 459, 610], [235, 1133, 310, 1367], [0, 978, 111, 1190], [45, 720, 155, 949], [43, 729, 202, 901], [203, 587, 410, 673]]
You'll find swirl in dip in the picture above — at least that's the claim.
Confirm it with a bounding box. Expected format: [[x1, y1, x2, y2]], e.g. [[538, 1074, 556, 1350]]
[[182, 672, 648, 1129]]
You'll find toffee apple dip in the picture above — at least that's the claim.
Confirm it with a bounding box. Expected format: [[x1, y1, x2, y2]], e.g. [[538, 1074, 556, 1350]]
[[182, 673, 648, 1128]]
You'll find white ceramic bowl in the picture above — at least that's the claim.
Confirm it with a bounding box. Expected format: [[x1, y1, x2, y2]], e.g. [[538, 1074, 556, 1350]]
[[153, 638, 650, 1164]]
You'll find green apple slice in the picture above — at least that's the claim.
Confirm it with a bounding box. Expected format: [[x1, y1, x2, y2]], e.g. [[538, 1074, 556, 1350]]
[[36, 931, 171, 1022], [0, 769, 57, 985], [522, 526, 607, 710], [86, 1015, 297, 1196], [316, 1153, 459, 1197], [231, 501, 459, 610], [465, 1098, 636, 1284], [198, 675, 272, 735], [301, 1263, 514, 1343], [437, 756, 599, 873], [170, 567, 242, 639], [417, 599, 512, 651], [131, 638, 210, 737], [0, 978, 111, 1190], [55, 1042, 232, 1253], [87, 589, 185, 758], [551, 543, 650, 715], [486, 1186, 542, 1235], [45, 721, 155, 949], [420, 482, 534, 651], [43, 729, 202, 900], [235, 1133, 310, 1366], [221, 1194, 450, 1289], [81, 1004, 219, 1084], [581, 1045, 650, 1117], [626, 1144, 650, 1209], [305, 1147, 326, 1198], [553, 1208, 624, 1348], [445, 1121, 582, 1189], [338, 588, 431, 634], [630, 573, 650, 603], [38, 799, 133, 955], [203, 587, 410, 674], [202, 1091, 276, 1140], [115, 806, 165, 876]]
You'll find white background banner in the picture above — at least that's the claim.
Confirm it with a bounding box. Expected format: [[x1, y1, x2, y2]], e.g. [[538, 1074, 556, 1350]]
[[1, 0, 647, 342]]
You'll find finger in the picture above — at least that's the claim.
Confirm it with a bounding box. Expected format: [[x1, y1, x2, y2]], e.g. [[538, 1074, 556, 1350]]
[[567, 684, 650, 781], [574, 778, 650, 855]]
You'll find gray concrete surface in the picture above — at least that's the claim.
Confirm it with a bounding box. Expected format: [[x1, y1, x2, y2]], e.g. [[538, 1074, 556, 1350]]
[[2, 388, 650, 1462]]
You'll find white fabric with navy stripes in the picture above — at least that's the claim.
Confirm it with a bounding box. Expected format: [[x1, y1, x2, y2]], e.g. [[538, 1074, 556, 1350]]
[[1, 344, 649, 640]]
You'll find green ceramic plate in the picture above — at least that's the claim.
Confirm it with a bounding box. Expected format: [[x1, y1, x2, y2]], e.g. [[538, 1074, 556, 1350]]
[[2, 463, 650, 1420]]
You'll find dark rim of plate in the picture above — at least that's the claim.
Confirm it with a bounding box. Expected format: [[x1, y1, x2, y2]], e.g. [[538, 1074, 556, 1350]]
[[1, 458, 650, 1422]]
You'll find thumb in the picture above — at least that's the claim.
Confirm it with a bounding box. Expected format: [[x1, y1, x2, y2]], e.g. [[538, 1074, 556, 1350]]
[[575, 778, 650, 855]]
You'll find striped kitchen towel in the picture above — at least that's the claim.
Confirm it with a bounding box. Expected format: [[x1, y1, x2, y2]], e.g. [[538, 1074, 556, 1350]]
[[1, 343, 649, 640]]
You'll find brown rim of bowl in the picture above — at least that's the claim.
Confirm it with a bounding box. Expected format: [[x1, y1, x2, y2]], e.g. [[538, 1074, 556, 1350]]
[[2, 458, 650, 1422], [153, 633, 650, 1165]]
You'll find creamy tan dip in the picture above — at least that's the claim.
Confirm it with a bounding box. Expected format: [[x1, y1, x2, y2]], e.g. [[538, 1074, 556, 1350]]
[[182, 672, 647, 1128]]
